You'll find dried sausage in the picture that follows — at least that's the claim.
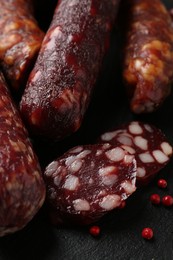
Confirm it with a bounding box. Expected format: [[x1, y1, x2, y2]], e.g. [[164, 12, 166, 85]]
[[0, 72, 45, 237], [0, 0, 44, 90], [44, 144, 136, 225], [20, 0, 120, 140], [99, 121, 173, 185], [44, 143, 136, 225], [121, 0, 173, 113]]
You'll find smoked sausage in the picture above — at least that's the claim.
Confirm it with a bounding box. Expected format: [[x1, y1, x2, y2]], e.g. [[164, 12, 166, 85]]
[[20, 0, 120, 140], [0, 72, 45, 237], [0, 0, 44, 90], [121, 0, 173, 113], [99, 121, 173, 185], [44, 143, 136, 225]]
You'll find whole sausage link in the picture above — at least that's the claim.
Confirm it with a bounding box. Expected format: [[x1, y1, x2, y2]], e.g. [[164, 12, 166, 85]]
[[0, 0, 44, 90], [122, 0, 173, 113], [0, 72, 45, 237], [20, 0, 120, 140]]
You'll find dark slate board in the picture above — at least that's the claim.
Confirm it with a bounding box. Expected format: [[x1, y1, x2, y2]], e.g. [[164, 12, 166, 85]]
[[1, 1, 173, 260]]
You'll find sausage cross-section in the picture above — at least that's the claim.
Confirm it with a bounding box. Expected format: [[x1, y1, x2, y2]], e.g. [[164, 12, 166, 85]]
[[0, 73, 45, 237], [20, 0, 120, 140], [0, 0, 44, 90], [44, 143, 136, 225], [99, 121, 173, 185], [121, 0, 173, 113]]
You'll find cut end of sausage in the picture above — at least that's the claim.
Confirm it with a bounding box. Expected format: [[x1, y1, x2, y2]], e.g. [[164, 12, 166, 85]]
[[44, 143, 137, 225], [99, 121, 173, 185]]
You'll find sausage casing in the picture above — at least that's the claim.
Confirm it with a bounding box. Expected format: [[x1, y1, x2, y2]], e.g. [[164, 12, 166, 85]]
[[122, 0, 173, 113], [0, 0, 44, 90], [20, 0, 120, 140], [0, 72, 45, 236]]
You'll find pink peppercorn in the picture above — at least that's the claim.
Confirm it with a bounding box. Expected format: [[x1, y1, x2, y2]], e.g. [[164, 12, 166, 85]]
[[150, 194, 161, 205], [157, 179, 167, 189], [162, 195, 173, 207], [142, 228, 154, 240], [89, 226, 100, 237]]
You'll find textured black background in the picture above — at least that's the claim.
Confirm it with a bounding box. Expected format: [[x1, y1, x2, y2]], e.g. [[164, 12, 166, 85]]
[[1, 1, 173, 259]]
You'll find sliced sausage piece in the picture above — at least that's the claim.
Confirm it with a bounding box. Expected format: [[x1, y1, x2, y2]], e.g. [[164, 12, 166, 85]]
[[99, 121, 173, 185], [44, 143, 136, 225], [0, 0, 44, 90], [121, 0, 173, 113], [20, 0, 120, 140], [0, 72, 45, 237]]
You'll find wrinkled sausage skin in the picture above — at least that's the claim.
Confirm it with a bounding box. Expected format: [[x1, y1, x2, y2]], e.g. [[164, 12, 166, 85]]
[[121, 0, 173, 113], [20, 0, 120, 140], [0, 73, 45, 237], [0, 0, 44, 90]]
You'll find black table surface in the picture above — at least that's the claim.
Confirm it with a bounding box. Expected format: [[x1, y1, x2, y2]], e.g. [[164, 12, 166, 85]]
[[1, 1, 173, 259]]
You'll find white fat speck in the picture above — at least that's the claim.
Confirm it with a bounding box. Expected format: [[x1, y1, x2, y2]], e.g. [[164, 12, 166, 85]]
[[101, 131, 118, 141], [63, 175, 79, 191], [0, 167, 4, 173], [121, 145, 136, 154], [129, 122, 143, 135], [65, 156, 77, 167], [134, 136, 148, 150], [134, 59, 143, 70], [9, 140, 20, 152], [152, 150, 169, 164], [68, 0, 78, 6], [17, 141, 26, 151], [102, 143, 111, 149], [91, 161, 95, 168], [124, 155, 134, 164], [67, 34, 73, 43], [69, 159, 83, 173], [32, 70, 41, 83], [102, 175, 118, 186], [121, 181, 136, 194], [51, 26, 62, 38], [161, 142, 173, 156], [46, 27, 62, 50], [88, 178, 94, 184], [139, 152, 154, 163], [105, 147, 125, 162], [137, 167, 146, 178], [96, 150, 103, 156], [69, 146, 83, 154], [117, 135, 132, 146], [52, 166, 63, 177], [46, 161, 59, 177], [54, 175, 62, 186], [98, 166, 117, 176], [77, 150, 91, 159], [98, 190, 106, 196], [99, 194, 121, 210], [144, 124, 153, 132], [73, 199, 90, 211]]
